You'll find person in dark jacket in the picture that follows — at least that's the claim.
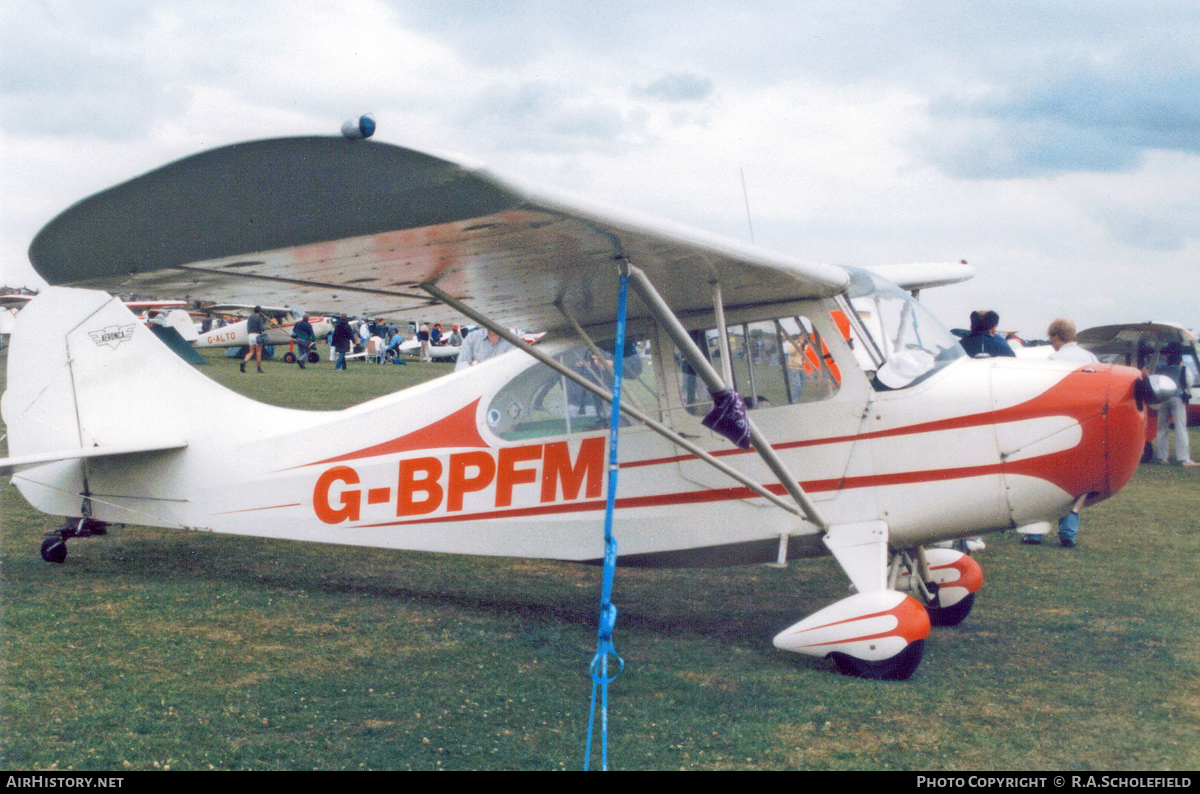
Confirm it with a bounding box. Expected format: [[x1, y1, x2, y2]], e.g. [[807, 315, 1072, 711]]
[[959, 310, 1016, 358], [241, 305, 268, 373], [1154, 342, 1196, 466], [291, 315, 315, 370], [331, 315, 355, 371]]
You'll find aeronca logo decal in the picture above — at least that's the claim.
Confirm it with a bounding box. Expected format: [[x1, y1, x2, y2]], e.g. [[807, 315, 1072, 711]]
[[88, 323, 137, 349], [312, 437, 606, 524]]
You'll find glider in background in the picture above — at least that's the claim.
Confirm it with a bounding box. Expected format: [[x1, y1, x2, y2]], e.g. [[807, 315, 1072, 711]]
[[191, 303, 334, 355]]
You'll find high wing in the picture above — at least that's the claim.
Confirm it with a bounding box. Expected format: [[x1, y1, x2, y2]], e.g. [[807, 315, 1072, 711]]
[[200, 303, 297, 320], [29, 136, 849, 332], [1078, 322, 1198, 371], [1, 294, 36, 309], [1078, 322, 1197, 348], [123, 299, 189, 311], [865, 261, 975, 295]]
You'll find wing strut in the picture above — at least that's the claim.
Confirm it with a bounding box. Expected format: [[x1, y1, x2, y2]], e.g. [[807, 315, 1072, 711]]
[[419, 278, 805, 518], [710, 281, 736, 384], [555, 300, 647, 414], [624, 264, 829, 532]]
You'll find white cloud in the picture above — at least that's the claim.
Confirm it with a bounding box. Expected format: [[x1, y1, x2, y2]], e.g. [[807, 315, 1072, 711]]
[[1, 0, 1197, 331]]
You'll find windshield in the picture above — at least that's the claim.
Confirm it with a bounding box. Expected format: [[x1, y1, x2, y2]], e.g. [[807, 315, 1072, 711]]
[[844, 268, 964, 389]]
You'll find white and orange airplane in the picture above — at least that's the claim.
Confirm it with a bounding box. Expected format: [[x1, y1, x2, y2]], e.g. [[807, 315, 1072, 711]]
[[1, 131, 1170, 679], [189, 303, 335, 362]]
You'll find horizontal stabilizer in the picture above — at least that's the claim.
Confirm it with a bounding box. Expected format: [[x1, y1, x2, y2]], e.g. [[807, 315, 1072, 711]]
[[0, 438, 187, 475], [150, 324, 207, 364]]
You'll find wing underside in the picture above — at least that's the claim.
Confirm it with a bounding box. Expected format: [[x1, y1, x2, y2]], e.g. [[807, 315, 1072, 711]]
[[30, 137, 848, 331]]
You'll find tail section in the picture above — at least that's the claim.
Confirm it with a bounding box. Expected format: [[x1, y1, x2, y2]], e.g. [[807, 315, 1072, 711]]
[[4, 288, 194, 459], [162, 309, 199, 341], [1, 287, 284, 519]]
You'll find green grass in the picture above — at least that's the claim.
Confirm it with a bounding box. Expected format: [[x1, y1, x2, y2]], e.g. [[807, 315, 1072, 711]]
[[2, 348, 1198, 770]]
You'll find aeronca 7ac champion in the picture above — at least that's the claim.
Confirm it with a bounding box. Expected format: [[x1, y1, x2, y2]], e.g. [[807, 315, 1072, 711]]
[[2, 126, 1169, 679]]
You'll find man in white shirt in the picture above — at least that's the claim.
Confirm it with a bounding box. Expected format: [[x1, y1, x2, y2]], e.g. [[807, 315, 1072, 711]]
[[1046, 318, 1099, 365], [455, 327, 515, 371]]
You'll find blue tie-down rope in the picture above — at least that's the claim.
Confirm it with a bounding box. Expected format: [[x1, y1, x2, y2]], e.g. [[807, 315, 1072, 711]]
[[583, 268, 629, 771], [584, 561, 624, 771]]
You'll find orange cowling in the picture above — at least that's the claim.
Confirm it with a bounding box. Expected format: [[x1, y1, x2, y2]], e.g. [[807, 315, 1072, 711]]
[[998, 365, 1145, 506]]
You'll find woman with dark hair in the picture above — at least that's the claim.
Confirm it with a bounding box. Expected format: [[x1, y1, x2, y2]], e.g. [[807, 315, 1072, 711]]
[[959, 310, 1015, 358]]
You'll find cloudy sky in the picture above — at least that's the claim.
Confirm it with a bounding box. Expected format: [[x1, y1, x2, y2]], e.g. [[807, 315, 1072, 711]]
[[2, 0, 1197, 335]]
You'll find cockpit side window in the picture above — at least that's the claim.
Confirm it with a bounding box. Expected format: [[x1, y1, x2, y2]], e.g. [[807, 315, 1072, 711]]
[[486, 333, 659, 441], [675, 313, 841, 416]]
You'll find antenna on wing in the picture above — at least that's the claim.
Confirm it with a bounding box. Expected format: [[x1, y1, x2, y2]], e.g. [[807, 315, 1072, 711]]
[[341, 114, 376, 139], [740, 167, 755, 244]]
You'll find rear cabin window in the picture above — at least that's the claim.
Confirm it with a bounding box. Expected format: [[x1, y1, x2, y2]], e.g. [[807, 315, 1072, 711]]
[[676, 315, 841, 416], [487, 334, 659, 441]]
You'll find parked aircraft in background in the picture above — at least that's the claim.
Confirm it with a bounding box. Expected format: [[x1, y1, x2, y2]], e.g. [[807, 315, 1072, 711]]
[[186, 304, 338, 363], [863, 261, 974, 298], [1078, 323, 1199, 459], [189, 303, 334, 351], [0, 294, 35, 344], [2, 132, 1167, 679]]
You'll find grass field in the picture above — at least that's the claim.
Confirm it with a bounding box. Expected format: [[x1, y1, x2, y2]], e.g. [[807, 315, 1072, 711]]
[[2, 347, 1198, 771]]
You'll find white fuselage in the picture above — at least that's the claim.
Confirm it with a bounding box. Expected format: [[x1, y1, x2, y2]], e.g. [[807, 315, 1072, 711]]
[[5, 289, 1146, 567]]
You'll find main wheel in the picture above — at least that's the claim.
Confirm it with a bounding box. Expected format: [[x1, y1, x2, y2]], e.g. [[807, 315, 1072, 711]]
[[40, 537, 67, 564], [927, 592, 975, 627], [830, 640, 924, 680], [283, 352, 297, 363]]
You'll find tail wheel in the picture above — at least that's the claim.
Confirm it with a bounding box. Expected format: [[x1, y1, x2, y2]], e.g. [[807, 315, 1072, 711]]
[[40, 537, 67, 564], [830, 640, 925, 680], [927, 592, 975, 626]]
